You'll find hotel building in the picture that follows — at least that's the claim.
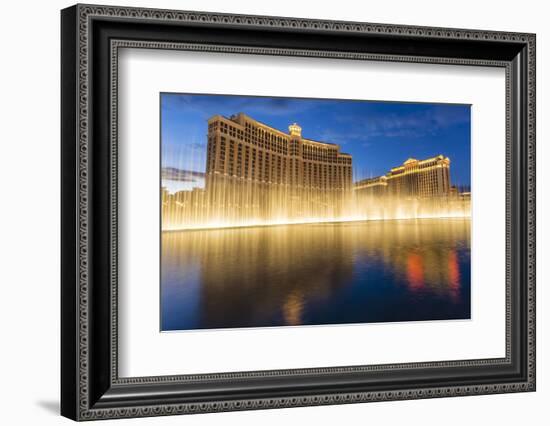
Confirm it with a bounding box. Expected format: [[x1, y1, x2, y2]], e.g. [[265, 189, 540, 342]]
[[204, 113, 353, 221], [354, 155, 452, 199]]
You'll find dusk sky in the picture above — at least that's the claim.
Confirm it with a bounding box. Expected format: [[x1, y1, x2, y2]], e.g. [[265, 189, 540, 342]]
[[161, 93, 471, 191]]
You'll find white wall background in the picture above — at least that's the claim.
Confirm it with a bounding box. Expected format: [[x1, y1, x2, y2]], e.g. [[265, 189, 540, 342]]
[[0, 0, 546, 424]]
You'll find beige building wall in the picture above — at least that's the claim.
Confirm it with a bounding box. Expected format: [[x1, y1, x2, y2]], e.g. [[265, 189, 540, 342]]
[[205, 113, 352, 220]]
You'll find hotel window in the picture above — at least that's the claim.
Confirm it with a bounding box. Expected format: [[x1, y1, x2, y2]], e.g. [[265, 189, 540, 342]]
[[228, 141, 234, 175], [264, 153, 269, 181], [244, 147, 250, 178], [219, 137, 226, 169], [237, 144, 243, 176]]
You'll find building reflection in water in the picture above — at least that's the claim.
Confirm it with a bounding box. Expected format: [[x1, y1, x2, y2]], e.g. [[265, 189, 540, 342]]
[[406, 253, 425, 291], [161, 218, 471, 331]]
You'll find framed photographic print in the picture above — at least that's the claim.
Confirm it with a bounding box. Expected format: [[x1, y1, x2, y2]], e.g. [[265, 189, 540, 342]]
[[61, 4, 536, 421]]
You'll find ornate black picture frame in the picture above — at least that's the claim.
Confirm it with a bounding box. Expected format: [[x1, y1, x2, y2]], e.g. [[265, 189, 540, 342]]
[[61, 4, 536, 421]]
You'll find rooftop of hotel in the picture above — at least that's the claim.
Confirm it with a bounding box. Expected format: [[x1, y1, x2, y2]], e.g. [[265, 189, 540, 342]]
[[209, 112, 351, 155]]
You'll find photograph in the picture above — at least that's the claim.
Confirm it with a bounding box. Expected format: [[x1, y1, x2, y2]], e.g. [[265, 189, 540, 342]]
[[160, 93, 472, 331], [57, 3, 536, 421]]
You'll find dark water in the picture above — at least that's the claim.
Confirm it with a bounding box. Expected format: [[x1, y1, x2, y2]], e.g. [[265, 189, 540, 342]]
[[161, 219, 471, 331]]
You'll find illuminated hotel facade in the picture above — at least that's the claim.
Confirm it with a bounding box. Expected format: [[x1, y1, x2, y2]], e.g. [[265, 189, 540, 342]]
[[162, 117, 470, 229], [204, 113, 353, 221], [354, 155, 452, 199]]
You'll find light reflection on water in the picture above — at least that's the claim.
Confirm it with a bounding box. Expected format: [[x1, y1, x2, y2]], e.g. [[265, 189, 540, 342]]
[[161, 218, 471, 331]]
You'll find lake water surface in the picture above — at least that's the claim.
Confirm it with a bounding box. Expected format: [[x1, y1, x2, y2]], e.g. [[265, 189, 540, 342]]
[[161, 218, 471, 331]]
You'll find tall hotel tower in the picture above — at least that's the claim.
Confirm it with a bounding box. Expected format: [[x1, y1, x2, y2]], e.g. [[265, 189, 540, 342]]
[[205, 113, 352, 222], [354, 155, 452, 199]]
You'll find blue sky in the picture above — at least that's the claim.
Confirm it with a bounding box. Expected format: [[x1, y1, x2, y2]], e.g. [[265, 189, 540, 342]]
[[161, 93, 471, 188]]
